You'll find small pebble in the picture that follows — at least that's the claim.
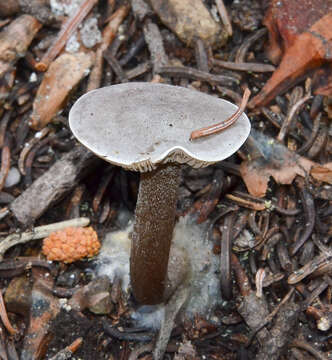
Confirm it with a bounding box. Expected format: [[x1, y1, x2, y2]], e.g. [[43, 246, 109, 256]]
[[80, 17, 101, 48], [4, 167, 21, 188]]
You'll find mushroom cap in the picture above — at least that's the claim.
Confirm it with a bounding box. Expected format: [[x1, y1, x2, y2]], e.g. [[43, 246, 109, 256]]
[[69, 83, 250, 172]]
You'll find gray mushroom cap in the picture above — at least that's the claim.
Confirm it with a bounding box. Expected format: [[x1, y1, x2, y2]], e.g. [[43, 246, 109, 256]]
[[69, 82, 251, 172]]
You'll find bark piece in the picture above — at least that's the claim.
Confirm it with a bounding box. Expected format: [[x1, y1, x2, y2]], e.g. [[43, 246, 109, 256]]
[[0, 15, 41, 77], [9, 146, 99, 225], [149, 0, 227, 48], [30, 52, 94, 130]]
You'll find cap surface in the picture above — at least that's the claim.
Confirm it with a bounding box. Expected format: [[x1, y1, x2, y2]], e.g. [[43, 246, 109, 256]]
[[69, 82, 251, 172]]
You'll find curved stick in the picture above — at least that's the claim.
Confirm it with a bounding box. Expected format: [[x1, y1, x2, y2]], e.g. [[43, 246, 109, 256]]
[[190, 88, 251, 140]]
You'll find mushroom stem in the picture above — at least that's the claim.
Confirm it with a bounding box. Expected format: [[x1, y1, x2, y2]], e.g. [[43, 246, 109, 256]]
[[130, 163, 181, 304]]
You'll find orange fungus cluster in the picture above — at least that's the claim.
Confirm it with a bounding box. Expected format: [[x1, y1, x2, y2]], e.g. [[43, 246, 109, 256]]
[[42, 226, 100, 263]]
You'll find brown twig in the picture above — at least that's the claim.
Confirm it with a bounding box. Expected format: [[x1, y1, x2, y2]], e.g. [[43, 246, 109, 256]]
[[87, 4, 130, 91], [103, 320, 154, 342], [119, 33, 146, 66], [291, 339, 328, 360], [0, 111, 12, 149], [125, 61, 152, 80], [194, 38, 209, 72], [215, 0, 232, 36], [255, 268, 266, 298], [303, 280, 329, 309], [248, 288, 296, 347], [216, 86, 243, 104], [0, 144, 10, 192], [235, 28, 267, 63], [92, 169, 114, 213], [213, 58, 275, 72], [157, 65, 239, 86], [290, 179, 315, 256], [231, 252, 251, 297], [277, 239, 293, 272], [190, 88, 250, 140], [220, 213, 235, 300], [103, 50, 128, 83], [65, 184, 86, 218], [49, 337, 83, 360], [226, 193, 265, 211], [277, 94, 312, 142], [36, 0, 98, 71], [143, 18, 169, 73], [128, 344, 153, 360], [0, 290, 16, 335], [288, 250, 332, 285], [297, 113, 321, 155], [18, 127, 50, 175], [24, 133, 55, 186]]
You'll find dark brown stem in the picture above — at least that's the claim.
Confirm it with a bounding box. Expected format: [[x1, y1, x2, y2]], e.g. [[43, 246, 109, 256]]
[[131, 163, 181, 304]]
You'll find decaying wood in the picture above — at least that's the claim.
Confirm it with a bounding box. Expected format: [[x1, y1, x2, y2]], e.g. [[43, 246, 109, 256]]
[[9, 146, 99, 225], [0, 15, 41, 77]]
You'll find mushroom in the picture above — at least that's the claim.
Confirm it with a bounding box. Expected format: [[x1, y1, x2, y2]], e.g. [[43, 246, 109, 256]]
[[69, 82, 250, 305]]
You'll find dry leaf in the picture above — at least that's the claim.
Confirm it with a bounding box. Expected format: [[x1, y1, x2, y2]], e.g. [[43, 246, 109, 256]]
[[0, 15, 41, 77], [263, 0, 331, 64], [30, 52, 94, 130], [249, 0, 332, 108], [149, 0, 227, 48], [240, 131, 315, 197]]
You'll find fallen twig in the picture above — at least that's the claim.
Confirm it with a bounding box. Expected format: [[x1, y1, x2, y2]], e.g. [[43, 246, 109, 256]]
[[36, 0, 98, 71], [18, 127, 50, 175], [277, 93, 312, 142], [290, 179, 315, 256], [213, 58, 275, 72], [0, 290, 16, 335], [235, 28, 267, 63], [215, 0, 232, 36], [157, 65, 239, 86], [291, 339, 328, 360]]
